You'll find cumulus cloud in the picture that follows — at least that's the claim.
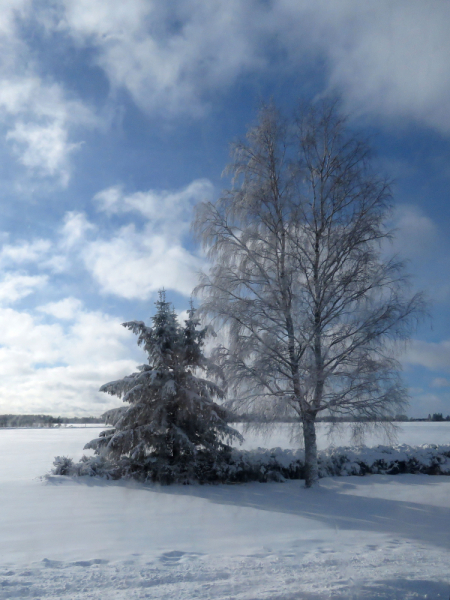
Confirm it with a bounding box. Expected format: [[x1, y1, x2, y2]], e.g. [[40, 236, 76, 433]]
[[0, 236, 68, 274], [403, 339, 450, 373], [0, 178, 209, 301], [84, 180, 210, 299], [267, 1, 450, 133], [0, 0, 32, 36], [0, 2, 98, 185], [42, 0, 450, 133], [83, 227, 202, 299], [0, 273, 47, 304], [7, 120, 78, 185], [0, 238, 51, 265], [37, 297, 83, 320], [56, 0, 267, 116], [431, 377, 450, 389], [0, 0, 446, 188], [0, 78, 96, 185], [0, 303, 141, 415], [309, 2, 450, 132], [389, 204, 438, 259], [94, 178, 213, 230], [0, 0, 447, 171], [60, 211, 97, 248]]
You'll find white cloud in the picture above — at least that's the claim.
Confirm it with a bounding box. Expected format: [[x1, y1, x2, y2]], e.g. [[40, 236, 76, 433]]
[[0, 0, 448, 157], [87, 180, 210, 299], [94, 178, 213, 229], [0, 236, 69, 274], [0, 238, 51, 264], [389, 204, 438, 259], [93, 185, 123, 214], [0, 273, 47, 304], [0, 1, 98, 186], [0, 0, 31, 37], [83, 225, 202, 299], [403, 339, 450, 373], [0, 5, 98, 186], [6, 120, 79, 185], [0, 303, 141, 415], [60, 211, 97, 248], [0, 178, 208, 300], [0, 0, 446, 179], [0, 0, 96, 186], [0, 307, 62, 362], [316, 2, 450, 132], [431, 377, 450, 389], [55, 0, 149, 40], [47, 0, 450, 133], [38, 297, 83, 320], [270, 1, 450, 132], [0, 77, 93, 123], [56, 0, 269, 116], [0, 78, 96, 185]]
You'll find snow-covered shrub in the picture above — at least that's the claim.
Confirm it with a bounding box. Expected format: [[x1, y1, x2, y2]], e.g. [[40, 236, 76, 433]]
[[52, 443, 450, 484], [52, 456, 75, 476]]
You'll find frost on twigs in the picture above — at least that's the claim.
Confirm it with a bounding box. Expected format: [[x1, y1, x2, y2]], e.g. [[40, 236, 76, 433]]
[[52, 292, 242, 484]]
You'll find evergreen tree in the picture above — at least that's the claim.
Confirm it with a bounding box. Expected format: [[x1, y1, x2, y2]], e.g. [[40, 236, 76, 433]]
[[84, 291, 242, 482]]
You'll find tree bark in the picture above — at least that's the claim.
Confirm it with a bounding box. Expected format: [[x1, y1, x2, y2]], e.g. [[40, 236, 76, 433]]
[[302, 413, 319, 487]]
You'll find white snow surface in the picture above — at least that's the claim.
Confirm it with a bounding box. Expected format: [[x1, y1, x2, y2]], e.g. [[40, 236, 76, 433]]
[[0, 424, 449, 599]]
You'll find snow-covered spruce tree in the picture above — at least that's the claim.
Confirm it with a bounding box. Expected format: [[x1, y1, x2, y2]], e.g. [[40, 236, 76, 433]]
[[83, 292, 242, 483], [193, 99, 426, 488]]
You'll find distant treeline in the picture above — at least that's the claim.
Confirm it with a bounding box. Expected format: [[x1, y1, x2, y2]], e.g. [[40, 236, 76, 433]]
[[1, 412, 449, 429], [228, 413, 450, 423], [0, 414, 104, 428]]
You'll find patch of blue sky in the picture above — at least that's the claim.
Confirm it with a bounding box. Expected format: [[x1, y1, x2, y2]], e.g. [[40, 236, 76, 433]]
[[0, 0, 447, 416]]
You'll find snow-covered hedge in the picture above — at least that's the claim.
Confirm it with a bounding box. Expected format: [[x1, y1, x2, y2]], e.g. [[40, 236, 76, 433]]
[[52, 443, 450, 484]]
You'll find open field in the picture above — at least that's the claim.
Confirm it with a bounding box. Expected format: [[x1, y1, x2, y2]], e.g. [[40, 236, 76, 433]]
[[238, 421, 450, 450], [0, 424, 449, 599]]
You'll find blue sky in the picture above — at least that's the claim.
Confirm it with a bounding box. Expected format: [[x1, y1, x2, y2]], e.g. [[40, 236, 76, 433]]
[[0, 1, 449, 417]]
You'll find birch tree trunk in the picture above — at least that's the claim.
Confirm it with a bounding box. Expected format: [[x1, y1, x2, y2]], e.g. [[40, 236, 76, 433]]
[[302, 412, 319, 487]]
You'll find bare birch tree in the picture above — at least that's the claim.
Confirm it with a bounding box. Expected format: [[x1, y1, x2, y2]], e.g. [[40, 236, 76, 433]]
[[193, 99, 425, 487]]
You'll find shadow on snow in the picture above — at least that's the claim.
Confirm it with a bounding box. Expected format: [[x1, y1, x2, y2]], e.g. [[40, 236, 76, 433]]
[[45, 473, 450, 552]]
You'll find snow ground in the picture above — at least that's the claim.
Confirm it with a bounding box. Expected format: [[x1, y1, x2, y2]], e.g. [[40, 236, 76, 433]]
[[0, 425, 449, 599]]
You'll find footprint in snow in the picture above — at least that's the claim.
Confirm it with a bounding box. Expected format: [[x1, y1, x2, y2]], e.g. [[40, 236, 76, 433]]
[[159, 551, 203, 565], [72, 559, 109, 567], [160, 551, 186, 564], [42, 558, 64, 568], [42, 558, 109, 568]]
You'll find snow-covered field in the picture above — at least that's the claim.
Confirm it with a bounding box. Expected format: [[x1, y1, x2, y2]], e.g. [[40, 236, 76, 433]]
[[0, 424, 449, 599], [238, 420, 450, 450]]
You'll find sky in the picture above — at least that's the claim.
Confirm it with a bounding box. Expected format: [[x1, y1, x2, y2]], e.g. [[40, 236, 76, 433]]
[[0, 1, 449, 417]]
